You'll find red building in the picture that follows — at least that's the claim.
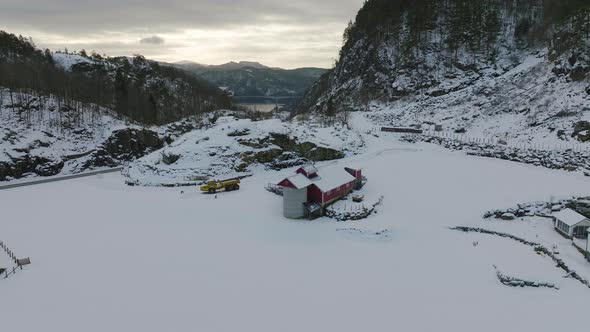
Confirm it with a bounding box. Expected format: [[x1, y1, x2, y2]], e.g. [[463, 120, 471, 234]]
[[277, 165, 363, 219]]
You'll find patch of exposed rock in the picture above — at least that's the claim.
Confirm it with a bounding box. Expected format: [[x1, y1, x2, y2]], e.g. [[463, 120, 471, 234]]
[[573, 121, 590, 142], [0, 155, 64, 181], [237, 133, 345, 170], [83, 128, 164, 168], [484, 197, 590, 220]]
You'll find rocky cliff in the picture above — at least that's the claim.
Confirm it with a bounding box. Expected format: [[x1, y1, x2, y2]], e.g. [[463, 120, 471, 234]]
[[296, 0, 590, 144]]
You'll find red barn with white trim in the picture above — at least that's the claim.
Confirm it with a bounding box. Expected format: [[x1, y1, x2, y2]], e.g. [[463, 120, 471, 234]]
[[277, 165, 363, 219]]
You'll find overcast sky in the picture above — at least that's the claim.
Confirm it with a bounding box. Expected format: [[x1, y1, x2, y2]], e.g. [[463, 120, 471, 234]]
[[0, 0, 363, 69]]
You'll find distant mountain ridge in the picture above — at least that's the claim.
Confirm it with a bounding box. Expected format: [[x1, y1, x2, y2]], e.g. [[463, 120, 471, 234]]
[[170, 60, 328, 97], [172, 60, 268, 71]]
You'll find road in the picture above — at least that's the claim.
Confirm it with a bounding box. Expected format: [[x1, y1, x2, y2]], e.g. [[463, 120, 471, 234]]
[[0, 168, 124, 190]]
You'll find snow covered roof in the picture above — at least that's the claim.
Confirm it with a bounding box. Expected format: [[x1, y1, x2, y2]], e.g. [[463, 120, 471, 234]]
[[553, 209, 590, 227], [284, 173, 313, 189], [279, 167, 357, 192], [300, 165, 318, 175], [311, 170, 357, 193]]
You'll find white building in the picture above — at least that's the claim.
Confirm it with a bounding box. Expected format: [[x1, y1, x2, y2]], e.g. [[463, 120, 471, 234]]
[[553, 208, 590, 239]]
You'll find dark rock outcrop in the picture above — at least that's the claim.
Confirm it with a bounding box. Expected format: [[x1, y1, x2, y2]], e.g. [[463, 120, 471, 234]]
[[227, 128, 251, 137], [233, 133, 345, 171], [84, 128, 164, 168], [572, 121, 590, 142], [161, 152, 181, 165], [484, 196, 590, 221], [268, 133, 344, 161], [306, 146, 345, 161], [34, 159, 65, 177], [455, 128, 467, 134], [0, 155, 64, 180], [164, 118, 202, 142]]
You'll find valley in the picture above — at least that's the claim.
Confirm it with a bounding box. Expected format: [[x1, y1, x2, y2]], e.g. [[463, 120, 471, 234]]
[[171, 60, 328, 98], [1, 1, 590, 331]]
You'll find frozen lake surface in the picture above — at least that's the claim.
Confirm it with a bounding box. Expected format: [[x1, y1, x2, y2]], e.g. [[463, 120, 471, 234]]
[[236, 103, 282, 113]]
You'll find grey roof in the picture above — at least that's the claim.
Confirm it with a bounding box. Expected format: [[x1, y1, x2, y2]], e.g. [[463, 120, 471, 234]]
[[553, 208, 590, 227], [300, 164, 318, 174]]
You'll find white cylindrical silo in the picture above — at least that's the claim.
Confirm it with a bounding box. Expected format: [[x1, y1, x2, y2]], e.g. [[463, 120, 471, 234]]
[[283, 187, 308, 219]]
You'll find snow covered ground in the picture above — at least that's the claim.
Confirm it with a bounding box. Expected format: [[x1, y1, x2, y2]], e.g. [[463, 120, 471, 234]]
[[2, 125, 590, 331]]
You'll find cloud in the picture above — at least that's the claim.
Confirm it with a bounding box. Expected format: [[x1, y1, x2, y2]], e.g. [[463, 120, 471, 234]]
[[139, 36, 165, 45], [0, 0, 364, 68]]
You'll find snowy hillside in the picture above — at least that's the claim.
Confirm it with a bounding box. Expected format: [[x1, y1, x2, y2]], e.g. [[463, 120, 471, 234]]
[[0, 92, 123, 179], [50, 52, 232, 124], [0, 30, 232, 125], [296, 0, 590, 146], [126, 115, 364, 186], [367, 52, 590, 146], [52, 52, 94, 71], [0, 90, 167, 181], [0, 87, 364, 184]]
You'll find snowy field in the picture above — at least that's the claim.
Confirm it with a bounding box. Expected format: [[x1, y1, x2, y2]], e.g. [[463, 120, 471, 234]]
[[2, 133, 590, 332]]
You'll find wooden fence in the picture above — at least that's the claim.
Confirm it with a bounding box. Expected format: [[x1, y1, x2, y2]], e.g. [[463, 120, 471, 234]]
[[380, 127, 590, 153], [0, 240, 29, 280]]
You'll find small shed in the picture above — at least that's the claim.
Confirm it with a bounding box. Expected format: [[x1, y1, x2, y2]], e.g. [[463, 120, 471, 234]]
[[553, 208, 590, 239]]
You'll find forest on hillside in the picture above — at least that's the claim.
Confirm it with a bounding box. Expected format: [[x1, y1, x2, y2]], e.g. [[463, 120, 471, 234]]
[[342, 0, 590, 59], [0, 31, 232, 125]]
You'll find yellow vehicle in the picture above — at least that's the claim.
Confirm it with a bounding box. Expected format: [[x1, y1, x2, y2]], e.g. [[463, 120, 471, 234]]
[[200, 179, 241, 194]]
